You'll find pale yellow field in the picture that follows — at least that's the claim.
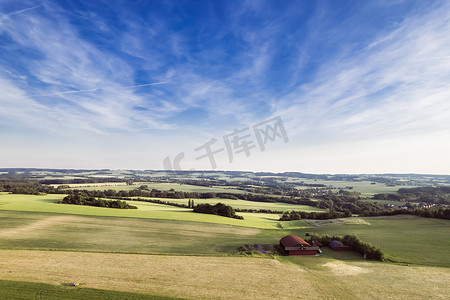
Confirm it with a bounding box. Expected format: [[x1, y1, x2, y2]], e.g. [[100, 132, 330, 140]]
[[0, 250, 315, 299], [1, 250, 449, 299], [282, 256, 450, 299], [49, 182, 129, 189]]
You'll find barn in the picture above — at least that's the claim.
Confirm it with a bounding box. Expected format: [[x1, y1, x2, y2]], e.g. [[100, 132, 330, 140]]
[[329, 240, 350, 251], [280, 235, 319, 256]]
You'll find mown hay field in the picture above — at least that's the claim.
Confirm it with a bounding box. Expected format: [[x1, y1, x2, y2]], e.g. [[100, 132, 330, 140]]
[[0, 250, 449, 300]]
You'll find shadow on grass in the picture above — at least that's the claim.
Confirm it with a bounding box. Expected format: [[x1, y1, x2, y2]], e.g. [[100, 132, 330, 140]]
[[61, 282, 80, 287], [320, 248, 364, 261], [38, 198, 60, 204], [257, 216, 278, 221]]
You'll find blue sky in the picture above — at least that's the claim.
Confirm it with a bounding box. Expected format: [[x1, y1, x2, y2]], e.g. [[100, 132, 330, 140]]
[[1, 0, 449, 174]]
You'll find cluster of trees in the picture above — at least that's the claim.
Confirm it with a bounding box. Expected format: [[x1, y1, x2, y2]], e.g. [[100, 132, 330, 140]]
[[316, 194, 386, 215], [0, 179, 98, 195], [0, 180, 54, 195], [373, 193, 402, 201], [193, 203, 243, 219], [60, 193, 137, 209], [3, 186, 42, 195], [361, 207, 450, 220], [374, 187, 450, 204], [306, 233, 384, 261], [187, 199, 195, 208], [398, 187, 450, 204], [279, 210, 352, 221]]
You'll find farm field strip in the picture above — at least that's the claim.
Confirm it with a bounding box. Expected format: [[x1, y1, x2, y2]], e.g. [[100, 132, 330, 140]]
[[0, 279, 173, 300], [0, 210, 298, 254], [0, 210, 449, 267], [52, 181, 291, 197], [0, 250, 317, 299], [57, 182, 251, 194], [290, 179, 418, 196], [0, 194, 312, 229], [280, 255, 450, 299], [304, 215, 450, 267], [131, 197, 325, 212], [0, 250, 448, 300]]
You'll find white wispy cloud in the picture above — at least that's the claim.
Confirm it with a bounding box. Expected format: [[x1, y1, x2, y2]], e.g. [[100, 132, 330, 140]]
[[276, 1, 450, 144], [0, 2, 176, 134], [14, 82, 166, 98], [1, 1, 448, 172], [0, 0, 50, 23]]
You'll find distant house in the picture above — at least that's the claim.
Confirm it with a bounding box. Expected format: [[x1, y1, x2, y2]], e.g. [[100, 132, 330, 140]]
[[329, 240, 350, 251], [280, 235, 319, 256]]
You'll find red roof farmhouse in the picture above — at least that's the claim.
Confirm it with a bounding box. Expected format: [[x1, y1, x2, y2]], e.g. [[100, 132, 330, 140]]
[[280, 235, 319, 256]]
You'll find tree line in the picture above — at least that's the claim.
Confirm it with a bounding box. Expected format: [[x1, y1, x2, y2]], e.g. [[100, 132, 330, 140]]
[[361, 207, 450, 220], [316, 193, 385, 215], [305, 233, 384, 261], [60, 192, 137, 209], [193, 203, 244, 219], [374, 186, 450, 204], [279, 210, 352, 221]]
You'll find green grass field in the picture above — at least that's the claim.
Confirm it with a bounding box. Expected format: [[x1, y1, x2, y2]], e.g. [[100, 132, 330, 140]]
[[0, 208, 448, 267], [0, 279, 173, 300], [279, 254, 450, 299], [53, 182, 136, 191], [0, 193, 312, 229], [0, 210, 299, 254], [1, 192, 449, 299], [302, 215, 450, 267], [290, 178, 417, 197], [131, 196, 325, 212]]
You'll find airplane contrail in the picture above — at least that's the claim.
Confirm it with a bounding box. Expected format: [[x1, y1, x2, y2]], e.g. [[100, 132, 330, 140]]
[[24, 81, 167, 98], [0, 1, 50, 22]]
